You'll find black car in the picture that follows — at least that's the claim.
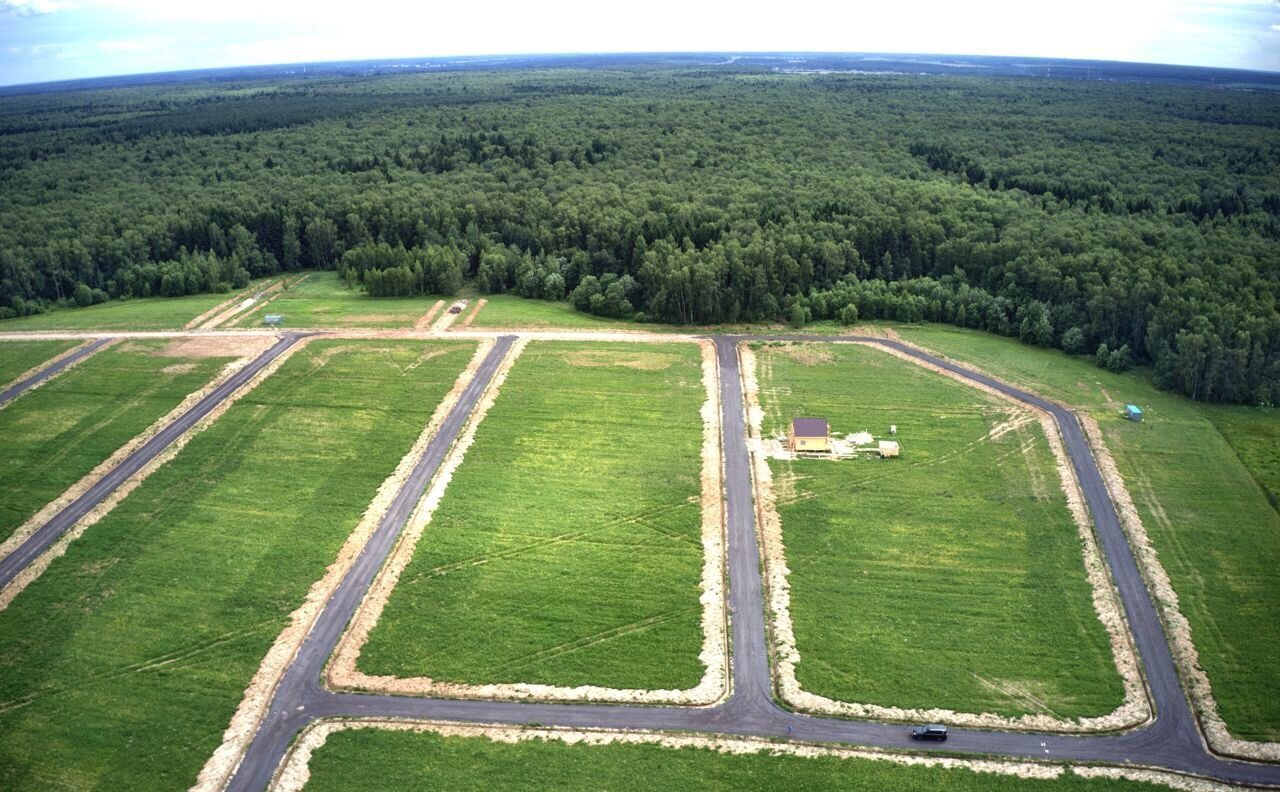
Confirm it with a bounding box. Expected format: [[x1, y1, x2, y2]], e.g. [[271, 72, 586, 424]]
[[910, 723, 948, 741]]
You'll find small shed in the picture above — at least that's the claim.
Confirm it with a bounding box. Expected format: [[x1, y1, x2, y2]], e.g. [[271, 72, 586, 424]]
[[264, 314, 284, 326], [788, 418, 830, 453], [1124, 404, 1144, 423], [878, 440, 900, 459]]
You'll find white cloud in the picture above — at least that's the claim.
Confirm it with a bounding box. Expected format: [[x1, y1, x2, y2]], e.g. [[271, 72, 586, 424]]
[[1, 0, 76, 14]]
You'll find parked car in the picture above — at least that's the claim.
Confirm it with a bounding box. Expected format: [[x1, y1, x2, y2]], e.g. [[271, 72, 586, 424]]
[[910, 723, 948, 741]]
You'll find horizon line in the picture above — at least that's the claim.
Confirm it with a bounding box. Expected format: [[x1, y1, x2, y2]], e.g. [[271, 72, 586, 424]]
[[4, 49, 1279, 92]]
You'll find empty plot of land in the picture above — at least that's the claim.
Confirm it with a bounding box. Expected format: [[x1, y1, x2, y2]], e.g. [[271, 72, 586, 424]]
[[356, 342, 709, 692], [228, 271, 441, 328], [0, 340, 475, 791], [467, 294, 658, 331], [298, 725, 1162, 792], [0, 292, 264, 332], [0, 340, 80, 387], [754, 342, 1124, 719], [901, 324, 1280, 743], [0, 339, 234, 545]]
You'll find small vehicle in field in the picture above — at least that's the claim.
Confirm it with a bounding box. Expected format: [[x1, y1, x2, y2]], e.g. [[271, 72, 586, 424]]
[[910, 723, 948, 741], [448, 300, 467, 314]]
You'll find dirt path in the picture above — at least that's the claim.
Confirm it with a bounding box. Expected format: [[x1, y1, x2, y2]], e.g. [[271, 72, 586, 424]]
[[412, 300, 446, 330], [430, 302, 464, 333], [456, 298, 487, 328], [741, 341, 1149, 733], [197, 280, 285, 330], [225, 274, 313, 329]]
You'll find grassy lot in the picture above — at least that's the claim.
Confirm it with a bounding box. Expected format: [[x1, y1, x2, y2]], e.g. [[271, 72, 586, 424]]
[[303, 728, 1159, 791], [467, 294, 657, 331], [359, 341, 708, 690], [0, 339, 475, 791], [755, 342, 1123, 719], [0, 340, 232, 543], [897, 325, 1280, 741], [0, 340, 79, 385], [227, 270, 442, 328], [0, 278, 280, 331]]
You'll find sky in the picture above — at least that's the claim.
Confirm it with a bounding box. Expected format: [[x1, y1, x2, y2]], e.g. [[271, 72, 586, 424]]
[[1, 0, 1278, 87]]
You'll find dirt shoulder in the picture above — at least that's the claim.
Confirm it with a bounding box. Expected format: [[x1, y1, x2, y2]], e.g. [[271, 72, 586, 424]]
[[413, 300, 446, 330], [741, 340, 1150, 733]]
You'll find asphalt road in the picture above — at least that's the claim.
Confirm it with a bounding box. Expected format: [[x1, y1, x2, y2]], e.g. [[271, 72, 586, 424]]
[[5, 330, 1278, 789], [0, 337, 113, 408], [0, 333, 305, 588]]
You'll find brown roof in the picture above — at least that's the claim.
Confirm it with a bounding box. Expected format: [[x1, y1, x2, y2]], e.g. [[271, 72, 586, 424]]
[[791, 418, 829, 437]]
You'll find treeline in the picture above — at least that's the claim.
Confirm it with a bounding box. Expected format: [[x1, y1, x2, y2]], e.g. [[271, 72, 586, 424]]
[[1, 67, 1278, 403]]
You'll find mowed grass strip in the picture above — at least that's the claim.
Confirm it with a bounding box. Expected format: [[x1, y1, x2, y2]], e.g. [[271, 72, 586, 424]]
[[756, 343, 1123, 719], [0, 340, 475, 791], [359, 342, 707, 690], [229, 270, 440, 328], [303, 728, 1162, 792], [0, 339, 232, 543], [0, 339, 79, 385], [899, 324, 1280, 741]]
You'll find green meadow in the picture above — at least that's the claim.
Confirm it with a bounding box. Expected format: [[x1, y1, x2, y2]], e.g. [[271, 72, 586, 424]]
[[898, 324, 1280, 741], [227, 270, 441, 328], [0, 339, 231, 543], [754, 342, 1124, 719], [303, 728, 1159, 791], [0, 340, 474, 790], [0, 340, 79, 385], [358, 341, 708, 691]]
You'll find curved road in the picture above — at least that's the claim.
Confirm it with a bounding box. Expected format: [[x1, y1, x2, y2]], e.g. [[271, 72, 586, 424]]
[[5, 331, 1278, 789], [0, 333, 305, 587], [0, 337, 113, 408]]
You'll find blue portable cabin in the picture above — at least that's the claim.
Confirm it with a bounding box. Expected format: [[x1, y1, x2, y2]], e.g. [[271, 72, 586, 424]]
[[264, 314, 284, 327], [1124, 404, 1143, 422]]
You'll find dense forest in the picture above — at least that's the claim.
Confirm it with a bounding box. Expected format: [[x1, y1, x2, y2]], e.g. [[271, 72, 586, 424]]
[[1, 64, 1278, 402]]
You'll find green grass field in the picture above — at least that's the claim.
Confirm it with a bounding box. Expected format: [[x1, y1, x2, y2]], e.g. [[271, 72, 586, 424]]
[[228, 271, 442, 328], [0, 339, 475, 790], [303, 728, 1158, 791], [467, 294, 655, 330], [0, 340, 78, 385], [0, 278, 279, 331], [358, 341, 708, 690], [0, 340, 232, 543], [898, 325, 1280, 741], [755, 342, 1124, 719]]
